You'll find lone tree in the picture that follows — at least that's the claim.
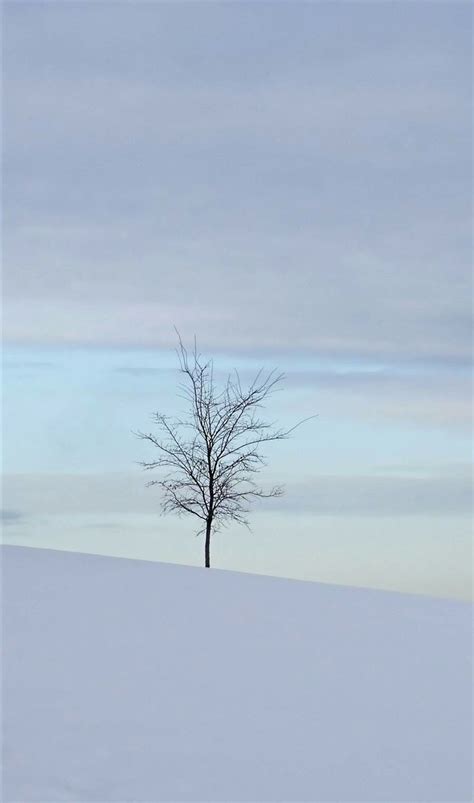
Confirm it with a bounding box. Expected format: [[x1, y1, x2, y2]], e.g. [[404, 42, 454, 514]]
[[137, 335, 313, 568]]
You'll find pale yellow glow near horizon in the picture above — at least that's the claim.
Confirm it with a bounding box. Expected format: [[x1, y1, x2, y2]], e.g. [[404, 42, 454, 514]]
[[3, 511, 471, 602]]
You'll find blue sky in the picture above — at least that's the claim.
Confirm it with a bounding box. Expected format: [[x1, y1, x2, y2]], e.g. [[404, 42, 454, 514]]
[[2, 2, 472, 599]]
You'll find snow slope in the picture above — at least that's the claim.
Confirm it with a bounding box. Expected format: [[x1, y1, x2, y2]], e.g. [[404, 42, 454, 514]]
[[2, 545, 472, 802]]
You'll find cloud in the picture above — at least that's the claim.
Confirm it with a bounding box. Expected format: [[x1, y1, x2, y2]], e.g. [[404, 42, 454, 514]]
[[6, 70, 464, 162], [2, 474, 157, 517], [3, 2, 470, 366], [3, 468, 471, 520], [285, 366, 472, 429], [1, 509, 24, 525], [272, 473, 473, 517], [3, 242, 471, 364]]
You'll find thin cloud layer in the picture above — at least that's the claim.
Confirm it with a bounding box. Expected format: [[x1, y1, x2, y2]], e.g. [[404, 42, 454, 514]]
[[3, 469, 471, 519], [1, 509, 24, 525], [3, 2, 471, 363]]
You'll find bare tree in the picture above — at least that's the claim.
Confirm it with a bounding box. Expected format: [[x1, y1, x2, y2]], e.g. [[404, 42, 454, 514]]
[[136, 335, 314, 568]]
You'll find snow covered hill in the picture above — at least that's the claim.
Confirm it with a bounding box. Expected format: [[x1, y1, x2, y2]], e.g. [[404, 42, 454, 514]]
[[2, 545, 472, 801]]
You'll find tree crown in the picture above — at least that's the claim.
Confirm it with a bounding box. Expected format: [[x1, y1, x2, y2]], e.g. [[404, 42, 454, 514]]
[[137, 336, 314, 535]]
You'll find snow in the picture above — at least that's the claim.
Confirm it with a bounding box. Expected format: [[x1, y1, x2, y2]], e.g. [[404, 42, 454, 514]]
[[2, 544, 472, 802]]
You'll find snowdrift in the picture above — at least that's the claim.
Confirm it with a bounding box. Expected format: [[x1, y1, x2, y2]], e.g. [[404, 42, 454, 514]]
[[2, 545, 471, 801]]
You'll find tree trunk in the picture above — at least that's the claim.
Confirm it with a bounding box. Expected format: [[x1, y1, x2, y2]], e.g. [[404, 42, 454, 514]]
[[205, 518, 212, 568]]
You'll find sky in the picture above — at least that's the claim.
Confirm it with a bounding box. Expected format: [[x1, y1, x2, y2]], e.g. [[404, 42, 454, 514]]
[[2, 1, 472, 600]]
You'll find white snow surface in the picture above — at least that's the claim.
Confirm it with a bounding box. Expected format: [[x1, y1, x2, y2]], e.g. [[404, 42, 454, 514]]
[[2, 545, 472, 802]]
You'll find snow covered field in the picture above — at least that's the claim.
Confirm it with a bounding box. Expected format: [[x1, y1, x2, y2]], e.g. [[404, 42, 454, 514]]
[[2, 544, 472, 801]]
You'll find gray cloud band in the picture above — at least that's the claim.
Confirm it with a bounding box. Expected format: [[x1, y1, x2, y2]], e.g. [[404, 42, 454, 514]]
[[3, 471, 471, 520], [3, 2, 470, 365]]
